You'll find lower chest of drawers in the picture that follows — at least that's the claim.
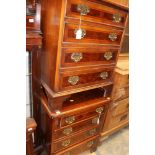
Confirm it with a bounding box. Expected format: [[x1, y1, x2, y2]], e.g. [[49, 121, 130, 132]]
[[40, 95, 110, 154]]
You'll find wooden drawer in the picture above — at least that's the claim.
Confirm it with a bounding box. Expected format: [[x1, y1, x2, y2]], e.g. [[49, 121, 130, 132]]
[[53, 135, 99, 155], [53, 116, 99, 140], [113, 86, 128, 101], [65, 0, 127, 27], [112, 98, 129, 116], [61, 47, 119, 68], [52, 127, 99, 153], [63, 23, 123, 46], [60, 106, 106, 127], [60, 67, 114, 90], [109, 112, 128, 128]]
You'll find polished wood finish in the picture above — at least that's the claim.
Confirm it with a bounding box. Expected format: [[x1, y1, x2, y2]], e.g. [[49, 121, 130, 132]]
[[37, 0, 128, 154], [66, 0, 127, 27]]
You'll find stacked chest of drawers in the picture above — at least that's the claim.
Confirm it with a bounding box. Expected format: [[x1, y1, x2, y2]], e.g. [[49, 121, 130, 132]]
[[38, 0, 128, 154]]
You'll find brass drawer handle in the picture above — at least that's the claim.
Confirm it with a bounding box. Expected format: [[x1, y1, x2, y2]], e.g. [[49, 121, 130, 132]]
[[77, 4, 90, 15], [74, 28, 86, 39], [71, 52, 83, 62], [104, 52, 113, 60], [108, 33, 118, 41], [100, 72, 108, 80], [63, 127, 73, 135], [113, 14, 122, 23], [68, 76, 79, 85], [65, 116, 75, 124], [96, 107, 104, 114], [87, 141, 94, 148], [62, 139, 71, 147], [88, 128, 97, 136]]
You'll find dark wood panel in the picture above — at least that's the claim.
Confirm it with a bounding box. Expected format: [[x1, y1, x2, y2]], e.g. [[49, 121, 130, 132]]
[[61, 47, 119, 68], [64, 23, 123, 45], [66, 0, 127, 27], [60, 67, 114, 91]]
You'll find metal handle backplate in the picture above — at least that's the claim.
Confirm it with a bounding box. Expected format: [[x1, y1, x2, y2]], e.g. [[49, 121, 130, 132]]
[[71, 52, 83, 62], [63, 127, 73, 135], [108, 33, 118, 41], [62, 139, 71, 147], [68, 76, 79, 85], [96, 107, 104, 114], [113, 14, 122, 23], [77, 4, 90, 15], [65, 116, 75, 124], [104, 52, 113, 60], [100, 72, 108, 80], [87, 141, 94, 147]]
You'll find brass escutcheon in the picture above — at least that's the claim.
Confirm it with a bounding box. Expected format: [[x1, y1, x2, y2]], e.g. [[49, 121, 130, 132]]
[[108, 33, 118, 41], [77, 4, 90, 15], [63, 127, 73, 135], [65, 116, 75, 124], [100, 72, 108, 80], [68, 76, 79, 85], [96, 107, 104, 114], [104, 52, 113, 60], [113, 14, 122, 23], [71, 52, 83, 62], [62, 139, 71, 147]]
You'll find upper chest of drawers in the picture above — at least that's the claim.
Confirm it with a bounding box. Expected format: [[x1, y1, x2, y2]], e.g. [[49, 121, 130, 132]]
[[41, 0, 128, 93]]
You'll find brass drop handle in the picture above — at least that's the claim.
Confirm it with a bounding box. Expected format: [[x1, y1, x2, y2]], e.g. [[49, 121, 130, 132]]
[[63, 127, 73, 135], [100, 72, 108, 80], [71, 52, 83, 62], [64, 152, 70, 155], [87, 128, 96, 136], [104, 52, 113, 60], [113, 14, 122, 23], [77, 4, 90, 15], [87, 141, 94, 148], [96, 107, 104, 114], [62, 139, 71, 147], [68, 76, 79, 85], [108, 33, 118, 41], [65, 116, 75, 124]]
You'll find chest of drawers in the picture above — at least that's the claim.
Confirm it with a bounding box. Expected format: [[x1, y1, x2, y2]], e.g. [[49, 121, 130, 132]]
[[36, 0, 128, 154]]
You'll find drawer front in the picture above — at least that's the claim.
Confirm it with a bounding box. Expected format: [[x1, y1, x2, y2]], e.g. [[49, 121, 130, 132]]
[[60, 106, 106, 127], [53, 117, 99, 140], [26, 15, 40, 30], [53, 127, 99, 152], [112, 98, 129, 116], [109, 112, 129, 128], [66, 0, 127, 27], [60, 67, 114, 90], [63, 23, 123, 45], [113, 86, 129, 101], [61, 47, 119, 68], [53, 136, 99, 155]]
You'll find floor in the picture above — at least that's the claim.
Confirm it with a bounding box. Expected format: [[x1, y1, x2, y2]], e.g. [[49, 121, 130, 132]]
[[80, 126, 129, 155]]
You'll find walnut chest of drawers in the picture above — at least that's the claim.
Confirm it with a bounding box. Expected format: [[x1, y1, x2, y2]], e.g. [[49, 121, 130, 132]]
[[37, 0, 128, 154]]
